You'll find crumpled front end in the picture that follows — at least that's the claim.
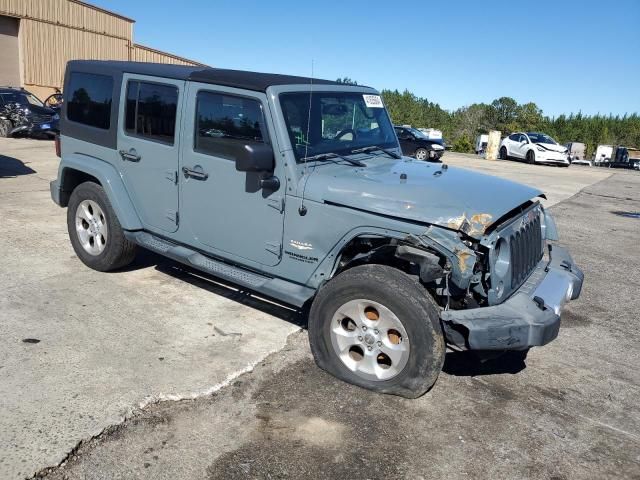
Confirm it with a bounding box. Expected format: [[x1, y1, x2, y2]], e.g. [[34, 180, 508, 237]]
[[433, 202, 584, 350], [441, 245, 583, 350]]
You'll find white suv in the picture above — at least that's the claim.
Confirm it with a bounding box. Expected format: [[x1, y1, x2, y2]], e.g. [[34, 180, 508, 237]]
[[499, 132, 569, 167]]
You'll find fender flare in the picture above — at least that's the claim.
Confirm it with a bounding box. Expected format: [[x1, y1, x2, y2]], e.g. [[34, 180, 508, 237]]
[[58, 153, 143, 231], [306, 226, 413, 289]]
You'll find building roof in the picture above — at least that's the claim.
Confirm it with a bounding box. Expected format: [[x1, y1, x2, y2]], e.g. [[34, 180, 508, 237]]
[[71, 0, 135, 23], [69, 61, 341, 92]]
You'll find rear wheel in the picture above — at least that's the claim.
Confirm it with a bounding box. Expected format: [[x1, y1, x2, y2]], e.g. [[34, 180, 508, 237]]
[[309, 265, 445, 398], [499, 146, 508, 160], [526, 150, 536, 164], [415, 148, 429, 161], [67, 181, 137, 271]]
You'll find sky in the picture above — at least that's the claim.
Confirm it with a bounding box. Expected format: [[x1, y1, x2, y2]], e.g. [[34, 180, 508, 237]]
[[93, 0, 640, 117]]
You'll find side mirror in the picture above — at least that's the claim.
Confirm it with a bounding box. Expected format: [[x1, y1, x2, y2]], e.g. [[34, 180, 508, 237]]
[[235, 143, 274, 173]]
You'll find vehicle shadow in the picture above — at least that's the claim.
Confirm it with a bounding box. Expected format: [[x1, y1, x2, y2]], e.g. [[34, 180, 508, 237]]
[[122, 249, 306, 327], [0, 154, 37, 178], [120, 251, 527, 375], [443, 349, 528, 377]]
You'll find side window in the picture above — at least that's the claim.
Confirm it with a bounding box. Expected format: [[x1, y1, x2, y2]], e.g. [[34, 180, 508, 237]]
[[508, 133, 519, 141], [194, 91, 267, 159], [125, 80, 178, 144], [67, 72, 113, 129]]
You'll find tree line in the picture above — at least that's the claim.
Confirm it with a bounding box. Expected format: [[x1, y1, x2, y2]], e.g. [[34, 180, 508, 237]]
[[379, 89, 640, 155]]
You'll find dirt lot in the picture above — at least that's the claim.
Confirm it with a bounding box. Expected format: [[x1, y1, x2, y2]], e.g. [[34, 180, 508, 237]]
[[1, 139, 639, 479]]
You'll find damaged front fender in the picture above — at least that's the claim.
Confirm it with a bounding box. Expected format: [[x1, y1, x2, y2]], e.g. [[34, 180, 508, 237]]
[[408, 226, 476, 289]]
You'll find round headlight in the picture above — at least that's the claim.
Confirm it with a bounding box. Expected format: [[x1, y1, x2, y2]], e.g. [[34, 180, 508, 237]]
[[494, 238, 511, 278]]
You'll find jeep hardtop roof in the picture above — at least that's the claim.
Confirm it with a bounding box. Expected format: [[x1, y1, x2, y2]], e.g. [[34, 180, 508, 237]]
[[67, 60, 341, 92]]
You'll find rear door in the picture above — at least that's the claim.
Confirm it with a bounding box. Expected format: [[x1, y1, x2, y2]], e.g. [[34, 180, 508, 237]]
[[117, 74, 184, 233]]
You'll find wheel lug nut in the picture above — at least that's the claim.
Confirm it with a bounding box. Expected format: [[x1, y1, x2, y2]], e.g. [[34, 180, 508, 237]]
[[377, 341, 382, 347], [367, 346, 373, 351], [358, 336, 363, 341], [374, 329, 379, 334], [362, 326, 367, 331]]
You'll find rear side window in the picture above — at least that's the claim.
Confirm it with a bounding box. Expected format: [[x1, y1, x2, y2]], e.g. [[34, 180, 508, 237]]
[[125, 81, 178, 145], [67, 72, 113, 129], [194, 91, 267, 158], [508, 133, 519, 141]]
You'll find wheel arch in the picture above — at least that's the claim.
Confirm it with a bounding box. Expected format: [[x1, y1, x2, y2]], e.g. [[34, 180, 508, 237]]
[[58, 154, 142, 230], [308, 226, 449, 291]]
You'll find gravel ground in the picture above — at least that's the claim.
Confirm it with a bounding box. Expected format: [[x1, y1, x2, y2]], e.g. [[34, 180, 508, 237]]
[[37, 169, 640, 480]]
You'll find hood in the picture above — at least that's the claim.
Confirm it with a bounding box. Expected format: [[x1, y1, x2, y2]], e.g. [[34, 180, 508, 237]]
[[534, 142, 567, 153], [25, 104, 56, 116], [302, 157, 544, 238]]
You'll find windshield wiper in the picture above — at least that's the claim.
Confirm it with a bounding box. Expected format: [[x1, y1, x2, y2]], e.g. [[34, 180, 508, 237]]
[[350, 145, 401, 159], [301, 152, 366, 167]]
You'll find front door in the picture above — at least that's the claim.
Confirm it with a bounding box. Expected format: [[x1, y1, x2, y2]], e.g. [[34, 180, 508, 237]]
[[117, 74, 184, 233], [180, 83, 285, 267]]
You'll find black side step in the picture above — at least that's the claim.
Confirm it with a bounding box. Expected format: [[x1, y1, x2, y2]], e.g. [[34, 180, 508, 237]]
[[124, 231, 315, 307]]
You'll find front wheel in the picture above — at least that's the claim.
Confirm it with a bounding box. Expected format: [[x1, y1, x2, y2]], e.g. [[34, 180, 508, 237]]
[[67, 181, 137, 271], [308, 265, 445, 398], [526, 150, 536, 164], [0, 119, 12, 137], [499, 146, 508, 160], [415, 148, 429, 161]]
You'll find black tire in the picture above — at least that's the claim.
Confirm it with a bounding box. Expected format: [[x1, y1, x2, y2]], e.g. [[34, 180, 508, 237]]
[[67, 181, 137, 272], [526, 150, 535, 164], [0, 119, 11, 138], [415, 148, 429, 161], [308, 264, 445, 398], [499, 146, 508, 160]]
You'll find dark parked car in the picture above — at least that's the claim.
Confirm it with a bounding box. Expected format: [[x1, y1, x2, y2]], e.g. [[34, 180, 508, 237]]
[[0, 87, 60, 138], [394, 126, 445, 161]]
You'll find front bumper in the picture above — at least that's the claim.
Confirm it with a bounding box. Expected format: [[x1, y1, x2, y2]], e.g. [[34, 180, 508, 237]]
[[537, 151, 569, 164], [441, 245, 583, 350]]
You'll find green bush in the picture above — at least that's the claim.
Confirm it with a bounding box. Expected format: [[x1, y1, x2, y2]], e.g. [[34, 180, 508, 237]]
[[451, 135, 474, 153]]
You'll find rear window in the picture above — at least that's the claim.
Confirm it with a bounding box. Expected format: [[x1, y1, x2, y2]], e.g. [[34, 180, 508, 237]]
[[125, 80, 178, 145], [66, 72, 113, 129]]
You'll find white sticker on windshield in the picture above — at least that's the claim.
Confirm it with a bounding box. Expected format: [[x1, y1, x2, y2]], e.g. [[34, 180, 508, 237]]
[[363, 94, 383, 108]]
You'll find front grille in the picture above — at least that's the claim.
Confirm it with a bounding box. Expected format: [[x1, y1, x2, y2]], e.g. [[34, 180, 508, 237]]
[[509, 213, 543, 288], [32, 114, 52, 124]]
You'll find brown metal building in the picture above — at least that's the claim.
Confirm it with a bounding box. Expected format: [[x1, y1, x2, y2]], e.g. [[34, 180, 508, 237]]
[[0, 0, 204, 100]]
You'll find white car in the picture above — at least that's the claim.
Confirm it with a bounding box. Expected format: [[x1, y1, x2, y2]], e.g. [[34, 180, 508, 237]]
[[499, 132, 570, 167]]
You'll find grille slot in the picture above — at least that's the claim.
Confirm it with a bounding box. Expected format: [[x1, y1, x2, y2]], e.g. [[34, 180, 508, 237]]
[[509, 214, 543, 288], [32, 114, 53, 124]]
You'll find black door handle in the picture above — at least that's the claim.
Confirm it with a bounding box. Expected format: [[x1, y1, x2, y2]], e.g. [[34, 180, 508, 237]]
[[182, 166, 209, 181], [119, 149, 141, 162]]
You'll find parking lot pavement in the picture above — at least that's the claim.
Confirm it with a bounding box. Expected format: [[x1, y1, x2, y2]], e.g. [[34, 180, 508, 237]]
[[0, 139, 301, 479], [2, 139, 636, 479], [7, 142, 631, 479], [40, 169, 640, 480], [441, 152, 612, 207]]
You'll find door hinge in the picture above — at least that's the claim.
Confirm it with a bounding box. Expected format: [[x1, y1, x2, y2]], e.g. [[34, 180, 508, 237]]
[[267, 195, 285, 213], [265, 241, 282, 257], [165, 169, 178, 184], [166, 210, 179, 225]]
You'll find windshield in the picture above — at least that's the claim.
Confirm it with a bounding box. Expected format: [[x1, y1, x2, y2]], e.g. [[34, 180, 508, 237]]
[[280, 92, 397, 161], [408, 127, 428, 138], [527, 132, 557, 145], [0, 92, 44, 107]]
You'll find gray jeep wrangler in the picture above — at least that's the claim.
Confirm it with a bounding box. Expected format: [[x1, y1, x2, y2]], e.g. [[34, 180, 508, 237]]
[[51, 61, 584, 398]]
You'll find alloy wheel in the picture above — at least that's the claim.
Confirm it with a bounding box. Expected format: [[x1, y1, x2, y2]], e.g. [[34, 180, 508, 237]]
[[75, 199, 108, 256], [329, 299, 410, 381], [415, 149, 428, 160]]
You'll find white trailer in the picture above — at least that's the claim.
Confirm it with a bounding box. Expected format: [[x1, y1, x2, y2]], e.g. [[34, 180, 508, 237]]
[[475, 134, 489, 154], [594, 145, 614, 166]]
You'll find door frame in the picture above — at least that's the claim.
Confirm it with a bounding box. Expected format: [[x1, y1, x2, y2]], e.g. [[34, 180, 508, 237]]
[[116, 73, 186, 234], [177, 81, 287, 268]]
